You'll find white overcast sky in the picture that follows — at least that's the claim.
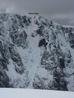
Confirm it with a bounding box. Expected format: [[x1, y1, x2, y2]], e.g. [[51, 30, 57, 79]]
[[0, 0, 74, 25]]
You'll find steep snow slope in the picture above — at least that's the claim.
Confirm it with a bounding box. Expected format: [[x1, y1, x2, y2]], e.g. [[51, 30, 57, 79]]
[[0, 13, 74, 91]]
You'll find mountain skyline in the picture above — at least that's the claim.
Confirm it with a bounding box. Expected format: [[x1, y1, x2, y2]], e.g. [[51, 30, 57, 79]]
[[0, 0, 74, 25]]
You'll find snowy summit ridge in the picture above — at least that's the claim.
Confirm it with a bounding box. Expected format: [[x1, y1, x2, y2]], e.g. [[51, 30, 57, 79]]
[[0, 13, 74, 91]]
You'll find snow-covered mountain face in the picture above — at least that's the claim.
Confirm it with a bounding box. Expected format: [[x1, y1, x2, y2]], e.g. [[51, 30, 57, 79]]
[[0, 13, 74, 91]]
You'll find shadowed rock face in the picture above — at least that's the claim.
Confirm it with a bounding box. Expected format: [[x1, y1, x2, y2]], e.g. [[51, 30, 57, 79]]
[[0, 13, 74, 91], [10, 29, 27, 47], [69, 33, 74, 48], [38, 39, 47, 47]]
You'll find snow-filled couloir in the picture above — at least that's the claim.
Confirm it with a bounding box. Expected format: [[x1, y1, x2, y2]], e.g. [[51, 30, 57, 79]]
[[0, 13, 74, 91]]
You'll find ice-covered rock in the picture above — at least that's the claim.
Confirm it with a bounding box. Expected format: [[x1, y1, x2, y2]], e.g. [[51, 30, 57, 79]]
[[0, 13, 74, 91]]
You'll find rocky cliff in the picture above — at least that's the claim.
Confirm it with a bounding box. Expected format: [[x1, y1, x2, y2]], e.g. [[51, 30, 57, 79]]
[[0, 13, 74, 91]]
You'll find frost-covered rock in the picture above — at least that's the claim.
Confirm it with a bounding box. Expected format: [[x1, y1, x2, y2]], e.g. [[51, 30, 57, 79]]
[[0, 13, 74, 91]]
